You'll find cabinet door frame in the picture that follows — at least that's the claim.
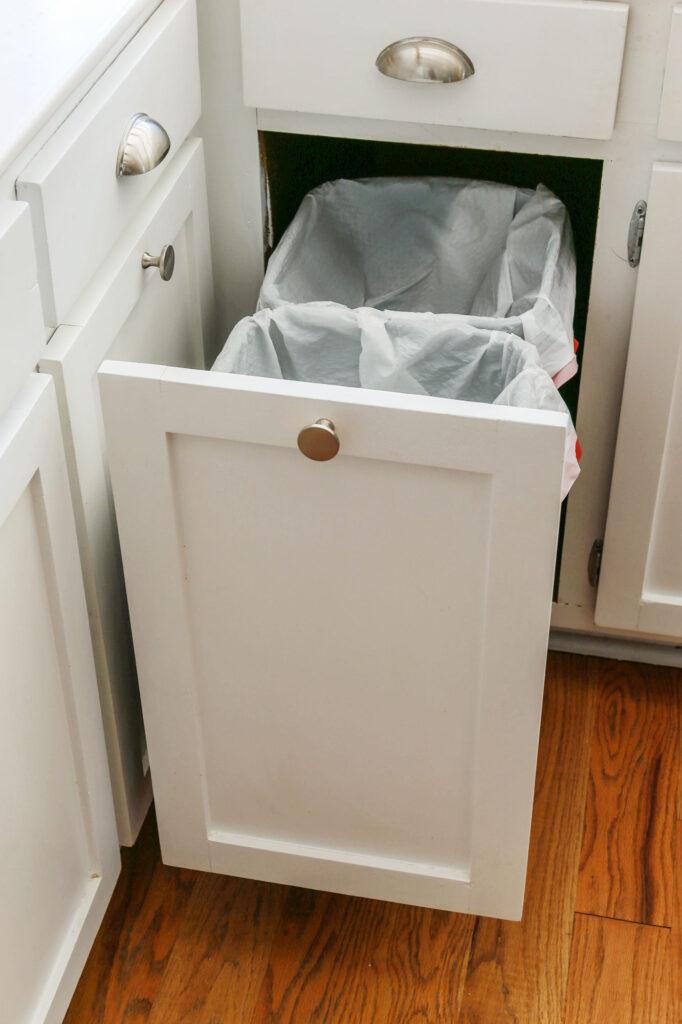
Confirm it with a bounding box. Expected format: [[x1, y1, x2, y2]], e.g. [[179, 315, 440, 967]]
[[40, 138, 214, 845], [0, 375, 120, 1024], [596, 162, 682, 637]]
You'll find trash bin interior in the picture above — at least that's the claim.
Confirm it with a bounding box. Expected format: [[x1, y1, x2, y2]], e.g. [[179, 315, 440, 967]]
[[258, 177, 577, 383], [213, 176, 580, 497]]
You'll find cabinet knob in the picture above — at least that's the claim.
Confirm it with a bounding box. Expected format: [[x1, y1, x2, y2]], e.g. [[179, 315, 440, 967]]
[[141, 244, 175, 281], [376, 37, 475, 84], [117, 113, 171, 176], [297, 418, 340, 461]]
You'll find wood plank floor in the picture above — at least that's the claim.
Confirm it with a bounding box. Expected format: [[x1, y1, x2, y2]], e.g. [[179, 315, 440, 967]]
[[65, 653, 681, 1023]]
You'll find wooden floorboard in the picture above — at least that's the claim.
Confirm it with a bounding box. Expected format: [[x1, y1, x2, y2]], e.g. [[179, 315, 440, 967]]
[[146, 874, 286, 1023], [64, 653, 681, 1023], [63, 813, 197, 1024], [563, 913, 673, 1024], [575, 661, 678, 926], [456, 653, 598, 1024], [249, 888, 474, 1023]]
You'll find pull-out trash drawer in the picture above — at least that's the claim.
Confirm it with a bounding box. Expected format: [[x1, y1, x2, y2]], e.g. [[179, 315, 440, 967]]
[[99, 361, 568, 919]]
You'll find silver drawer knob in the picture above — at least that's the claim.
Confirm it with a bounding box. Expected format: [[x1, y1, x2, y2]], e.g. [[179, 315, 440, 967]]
[[376, 37, 475, 84], [117, 113, 171, 177], [141, 244, 175, 281]]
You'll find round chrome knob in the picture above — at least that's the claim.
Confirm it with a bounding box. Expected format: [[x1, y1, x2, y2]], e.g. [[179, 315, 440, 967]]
[[141, 244, 175, 281], [297, 418, 340, 461], [117, 113, 170, 176]]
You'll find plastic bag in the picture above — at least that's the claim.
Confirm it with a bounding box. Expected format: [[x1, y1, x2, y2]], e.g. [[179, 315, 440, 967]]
[[258, 177, 577, 383], [214, 177, 580, 497]]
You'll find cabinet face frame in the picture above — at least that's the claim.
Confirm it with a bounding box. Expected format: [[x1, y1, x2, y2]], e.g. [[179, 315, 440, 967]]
[[596, 162, 682, 638], [0, 375, 119, 1024], [40, 139, 214, 845]]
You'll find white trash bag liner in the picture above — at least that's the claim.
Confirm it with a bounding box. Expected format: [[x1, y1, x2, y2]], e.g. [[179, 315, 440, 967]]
[[258, 177, 578, 384], [213, 177, 580, 497], [214, 304, 580, 498]]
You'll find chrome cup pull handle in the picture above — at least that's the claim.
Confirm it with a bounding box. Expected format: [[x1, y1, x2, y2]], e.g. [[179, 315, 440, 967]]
[[375, 37, 475, 84], [117, 113, 171, 177]]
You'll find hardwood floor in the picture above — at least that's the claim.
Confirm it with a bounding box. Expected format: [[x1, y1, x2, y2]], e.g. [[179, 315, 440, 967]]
[[64, 653, 681, 1024]]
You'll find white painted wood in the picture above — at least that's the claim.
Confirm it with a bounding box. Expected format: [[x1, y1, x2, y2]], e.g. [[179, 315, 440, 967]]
[[596, 162, 682, 639], [40, 139, 214, 845], [240, 0, 628, 141], [0, 0, 161, 178], [0, 202, 44, 415], [16, 0, 201, 328], [549, 630, 682, 667], [659, 7, 682, 142], [195, 0, 264, 343], [100, 362, 566, 919], [0, 375, 119, 1024]]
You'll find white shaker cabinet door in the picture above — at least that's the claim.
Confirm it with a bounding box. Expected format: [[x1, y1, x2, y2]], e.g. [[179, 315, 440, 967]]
[[40, 139, 214, 845], [99, 363, 567, 920], [0, 375, 119, 1024], [597, 163, 682, 639]]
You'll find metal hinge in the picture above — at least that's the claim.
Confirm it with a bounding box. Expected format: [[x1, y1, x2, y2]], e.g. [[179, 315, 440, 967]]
[[627, 200, 647, 268], [588, 539, 604, 587]]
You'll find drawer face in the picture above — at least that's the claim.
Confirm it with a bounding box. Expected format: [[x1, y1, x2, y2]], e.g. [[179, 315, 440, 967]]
[[0, 202, 44, 415], [100, 363, 566, 919], [17, 0, 200, 327], [240, 0, 629, 140]]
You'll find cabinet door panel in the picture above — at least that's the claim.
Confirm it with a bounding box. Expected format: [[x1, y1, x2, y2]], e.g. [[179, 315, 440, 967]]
[[596, 162, 682, 637], [40, 139, 214, 844], [99, 362, 567, 920], [0, 376, 119, 1024]]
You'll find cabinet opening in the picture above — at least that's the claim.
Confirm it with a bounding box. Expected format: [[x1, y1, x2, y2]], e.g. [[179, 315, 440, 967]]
[[259, 130, 604, 595]]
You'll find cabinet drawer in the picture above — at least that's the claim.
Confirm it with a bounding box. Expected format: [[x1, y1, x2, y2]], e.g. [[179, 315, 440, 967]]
[[99, 360, 567, 919], [40, 139, 214, 845], [17, 0, 200, 328], [240, 0, 629, 140], [0, 203, 44, 415]]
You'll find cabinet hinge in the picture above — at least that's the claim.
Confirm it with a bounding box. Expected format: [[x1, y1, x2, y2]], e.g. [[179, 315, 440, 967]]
[[588, 539, 604, 587], [627, 200, 647, 268]]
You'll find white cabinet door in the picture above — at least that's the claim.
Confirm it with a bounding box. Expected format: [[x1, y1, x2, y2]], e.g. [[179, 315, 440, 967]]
[[40, 139, 214, 845], [0, 375, 119, 1024], [596, 163, 682, 639], [99, 362, 567, 920]]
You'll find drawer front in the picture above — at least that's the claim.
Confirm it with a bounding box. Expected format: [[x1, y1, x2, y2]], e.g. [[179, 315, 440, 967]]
[[100, 363, 566, 919], [240, 0, 629, 140], [40, 139, 214, 845], [0, 203, 44, 415], [17, 0, 200, 328]]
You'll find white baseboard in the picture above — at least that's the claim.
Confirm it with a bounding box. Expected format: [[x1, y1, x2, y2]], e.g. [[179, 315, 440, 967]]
[[549, 629, 682, 668]]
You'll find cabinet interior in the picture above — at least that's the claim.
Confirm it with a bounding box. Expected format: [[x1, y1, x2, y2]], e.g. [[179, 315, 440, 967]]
[[259, 130, 604, 593]]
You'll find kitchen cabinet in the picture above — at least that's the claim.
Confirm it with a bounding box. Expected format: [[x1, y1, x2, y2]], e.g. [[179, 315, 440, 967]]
[[41, 138, 214, 845], [596, 162, 682, 638], [4, 0, 682, 1004], [0, 375, 119, 1024]]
